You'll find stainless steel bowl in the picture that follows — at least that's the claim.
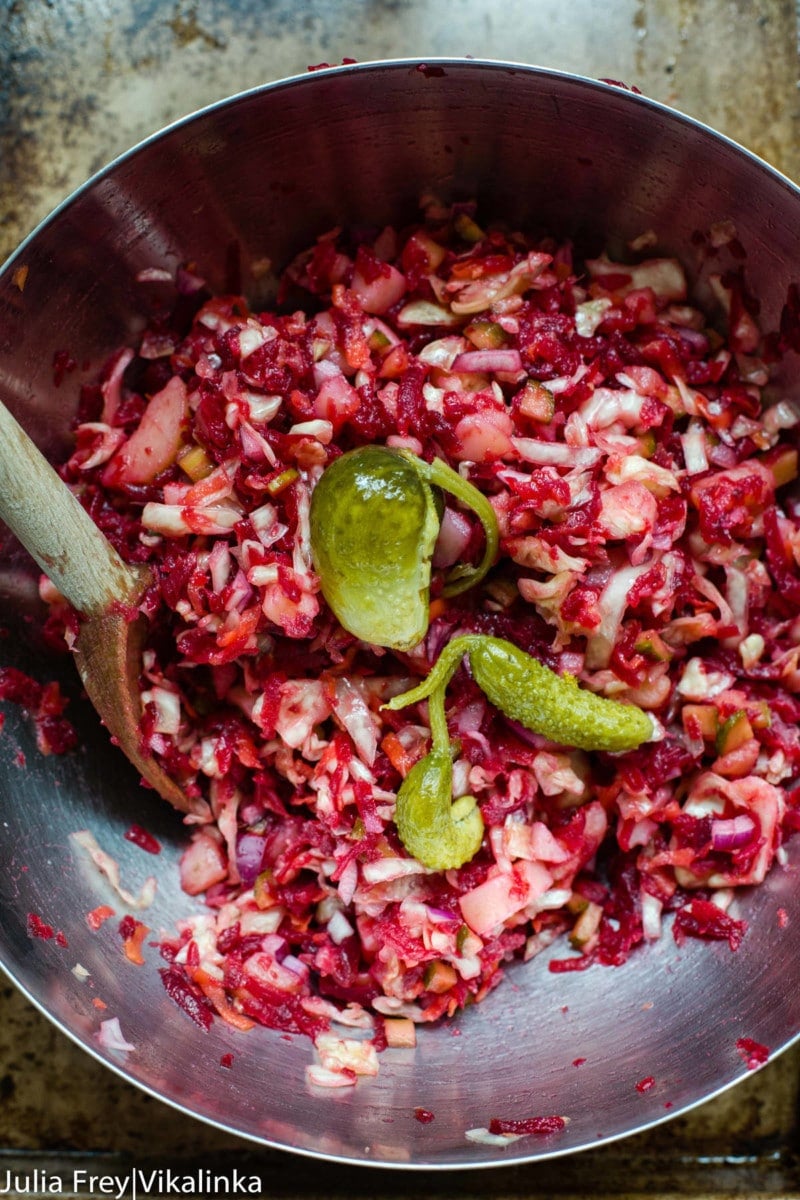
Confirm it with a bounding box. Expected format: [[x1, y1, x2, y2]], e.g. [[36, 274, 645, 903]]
[[1, 59, 800, 1170]]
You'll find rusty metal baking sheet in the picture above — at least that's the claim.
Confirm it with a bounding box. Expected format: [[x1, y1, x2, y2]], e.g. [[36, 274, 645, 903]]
[[0, 982, 798, 1197], [2, 0, 798, 265]]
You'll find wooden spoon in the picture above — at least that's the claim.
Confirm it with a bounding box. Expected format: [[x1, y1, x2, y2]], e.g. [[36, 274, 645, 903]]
[[0, 398, 203, 817]]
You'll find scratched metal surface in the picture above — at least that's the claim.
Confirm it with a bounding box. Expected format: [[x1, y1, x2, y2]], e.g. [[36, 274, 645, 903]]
[[2, 0, 798, 265], [0, 1, 799, 1195]]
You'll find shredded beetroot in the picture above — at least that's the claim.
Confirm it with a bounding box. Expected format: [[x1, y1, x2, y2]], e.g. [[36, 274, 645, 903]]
[[39, 202, 800, 1078], [220, 1052, 234, 1068], [159, 966, 214, 1031], [26, 913, 54, 940], [36, 715, 78, 755], [0, 668, 77, 756], [635, 1075, 656, 1093], [736, 1036, 769, 1069], [124, 824, 162, 855], [0, 667, 43, 708], [118, 915, 137, 940], [672, 900, 747, 952], [488, 1116, 567, 1136], [414, 1107, 435, 1124]]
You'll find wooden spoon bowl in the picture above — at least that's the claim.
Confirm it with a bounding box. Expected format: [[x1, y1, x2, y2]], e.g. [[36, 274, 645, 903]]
[[0, 398, 202, 817]]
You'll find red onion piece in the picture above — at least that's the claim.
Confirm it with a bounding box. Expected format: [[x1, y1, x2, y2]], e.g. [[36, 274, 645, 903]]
[[503, 717, 551, 750], [426, 906, 461, 923], [677, 326, 709, 352], [97, 1017, 136, 1053], [236, 832, 267, 885], [432, 507, 472, 568], [711, 814, 757, 851], [451, 349, 523, 373], [425, 618, 453, 661]]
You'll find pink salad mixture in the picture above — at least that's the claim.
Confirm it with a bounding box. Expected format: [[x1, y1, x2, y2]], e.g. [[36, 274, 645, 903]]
[[45, 202, 800, 1078]]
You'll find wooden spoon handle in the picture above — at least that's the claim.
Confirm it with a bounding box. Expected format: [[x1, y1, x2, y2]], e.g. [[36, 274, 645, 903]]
[[0, 399, 142, 616]]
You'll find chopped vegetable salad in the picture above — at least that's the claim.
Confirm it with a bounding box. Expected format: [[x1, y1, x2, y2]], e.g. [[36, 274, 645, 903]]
[[45, 201, 800, 1082]]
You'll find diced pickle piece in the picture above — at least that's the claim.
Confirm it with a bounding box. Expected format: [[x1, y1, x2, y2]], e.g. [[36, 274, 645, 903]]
[[715, 710, 754, 756], [465, 319, 509, 350]]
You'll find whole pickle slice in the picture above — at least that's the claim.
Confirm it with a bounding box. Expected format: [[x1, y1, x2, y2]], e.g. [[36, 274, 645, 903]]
[[386, 634, 653, 753]]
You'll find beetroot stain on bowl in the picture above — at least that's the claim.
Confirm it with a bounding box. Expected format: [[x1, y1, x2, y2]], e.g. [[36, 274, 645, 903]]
[[26, 912, 55, 940], [736, 1037, 770, 1069]]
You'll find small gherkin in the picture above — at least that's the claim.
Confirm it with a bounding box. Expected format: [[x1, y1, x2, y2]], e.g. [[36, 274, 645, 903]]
[[385, 634, 653, 869]]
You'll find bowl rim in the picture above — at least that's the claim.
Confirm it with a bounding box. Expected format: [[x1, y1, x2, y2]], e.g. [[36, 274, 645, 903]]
[[2, 54, 799, 282]]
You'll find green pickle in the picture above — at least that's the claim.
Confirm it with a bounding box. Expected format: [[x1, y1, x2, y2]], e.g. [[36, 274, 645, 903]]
[[309, 446, 498, 650], [310, 446, 652, 870], [469, 637, 653, 754], [394, 680, 483, 871], [386, 634, 653, 869], [309, 445, 437, 651]]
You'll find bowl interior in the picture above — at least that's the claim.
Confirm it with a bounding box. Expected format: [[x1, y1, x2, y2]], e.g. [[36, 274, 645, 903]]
[[1, 60, 800, 1168]]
